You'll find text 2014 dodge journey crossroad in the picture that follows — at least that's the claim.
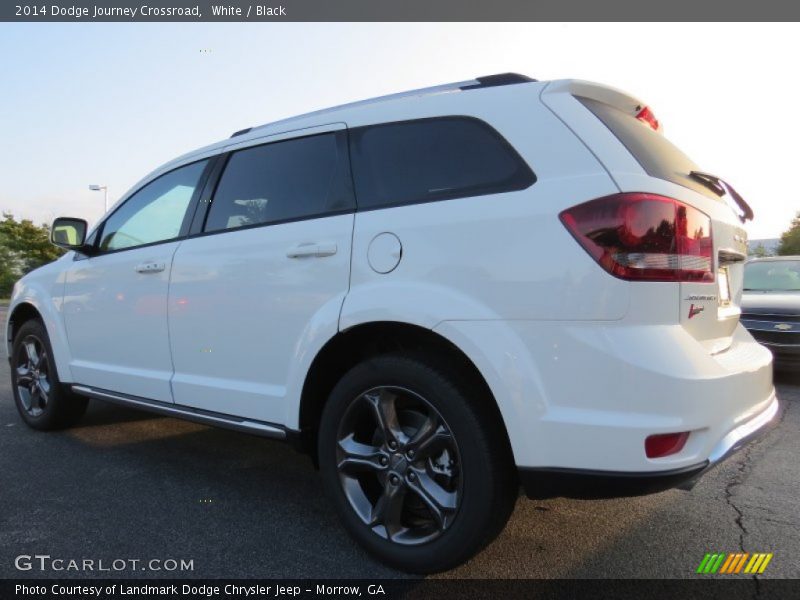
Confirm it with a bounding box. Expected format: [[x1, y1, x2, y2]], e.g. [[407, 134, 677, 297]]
[[6, 74, 778, 572]]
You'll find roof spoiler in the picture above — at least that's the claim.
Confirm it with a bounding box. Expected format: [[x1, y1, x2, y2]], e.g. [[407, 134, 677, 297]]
[[542, 79, 662, 133]]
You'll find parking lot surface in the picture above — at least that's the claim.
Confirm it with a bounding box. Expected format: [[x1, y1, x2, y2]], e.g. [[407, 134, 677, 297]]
[[1, 305, 798, 579]]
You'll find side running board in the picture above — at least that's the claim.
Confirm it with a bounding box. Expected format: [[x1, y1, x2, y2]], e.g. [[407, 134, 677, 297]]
[[71, 385, 287, 440]]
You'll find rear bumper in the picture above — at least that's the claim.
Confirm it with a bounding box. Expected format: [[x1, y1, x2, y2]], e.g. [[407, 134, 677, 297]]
[[519, 464, 707, 499], [436, 319, 776, 475], [520, 389, 780, 499]]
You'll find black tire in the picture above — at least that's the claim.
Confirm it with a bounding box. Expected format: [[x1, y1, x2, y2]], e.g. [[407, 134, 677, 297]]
[[318, 353, 517, 573], [10, 319, 88, 431]]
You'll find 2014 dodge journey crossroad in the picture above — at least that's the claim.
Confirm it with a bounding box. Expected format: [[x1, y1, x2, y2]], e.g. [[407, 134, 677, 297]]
[[5, 74, 779, 572]]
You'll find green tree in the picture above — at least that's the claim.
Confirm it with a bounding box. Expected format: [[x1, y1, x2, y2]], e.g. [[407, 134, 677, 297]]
[[751, 242, 768, 258], [778, 211, 800, 256], [0, 245, 21, 297], [0, 212, 65, 297]]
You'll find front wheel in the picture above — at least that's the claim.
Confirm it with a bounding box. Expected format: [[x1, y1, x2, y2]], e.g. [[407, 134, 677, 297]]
[[11, 319, 88, 430], [318, 354, 517, 573]]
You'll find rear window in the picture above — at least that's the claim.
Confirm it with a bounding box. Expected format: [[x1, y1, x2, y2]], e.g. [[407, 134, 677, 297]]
[[349, 117, 535, 210], [577, 96, 717, 201]]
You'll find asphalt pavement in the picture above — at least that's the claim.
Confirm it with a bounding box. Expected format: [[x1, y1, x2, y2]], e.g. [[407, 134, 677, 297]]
[[0, 305, 798, 579]]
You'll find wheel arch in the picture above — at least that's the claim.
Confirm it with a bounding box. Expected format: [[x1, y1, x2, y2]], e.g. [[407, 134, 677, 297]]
[[297, 320, 514, 464], [7, 302, 43, 351], [6, 294, 74, 383]]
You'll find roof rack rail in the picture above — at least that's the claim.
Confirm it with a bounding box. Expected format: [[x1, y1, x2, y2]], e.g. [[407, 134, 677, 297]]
[[460, 73, 537, 90], [229, 73, 537, 138]]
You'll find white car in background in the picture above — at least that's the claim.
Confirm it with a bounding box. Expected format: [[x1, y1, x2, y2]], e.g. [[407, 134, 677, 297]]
[[5, 74, 778, 572]]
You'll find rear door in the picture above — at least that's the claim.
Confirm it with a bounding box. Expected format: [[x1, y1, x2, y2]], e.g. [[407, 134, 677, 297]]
[[167, 125, 355, 425]]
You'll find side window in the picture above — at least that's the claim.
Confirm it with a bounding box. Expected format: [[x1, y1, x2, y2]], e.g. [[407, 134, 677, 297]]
[[204, 132, 354, 232], [99, 160, 208, 252], [349, 117, 535, 210]]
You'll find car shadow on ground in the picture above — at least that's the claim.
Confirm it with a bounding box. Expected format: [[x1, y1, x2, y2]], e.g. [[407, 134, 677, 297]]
[[3, 374, 798, 579], [3, 399, 405, 578]]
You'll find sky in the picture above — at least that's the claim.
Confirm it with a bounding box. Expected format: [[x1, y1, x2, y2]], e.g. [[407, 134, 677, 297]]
[[0, 22, 797, 239]]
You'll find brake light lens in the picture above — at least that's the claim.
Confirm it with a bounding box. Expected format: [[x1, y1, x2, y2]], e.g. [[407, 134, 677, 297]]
[[560, 193, 714, 282], [636, 106, 659, 131], [645, 432, 690, 458]]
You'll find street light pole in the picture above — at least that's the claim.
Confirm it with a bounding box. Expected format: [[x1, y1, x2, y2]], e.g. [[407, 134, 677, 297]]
[[89, 184, 108, 213]]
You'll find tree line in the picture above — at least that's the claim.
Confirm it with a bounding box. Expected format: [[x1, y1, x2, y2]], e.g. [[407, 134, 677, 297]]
[[777, 211, 800, 256], [0, 213, 65, 297]]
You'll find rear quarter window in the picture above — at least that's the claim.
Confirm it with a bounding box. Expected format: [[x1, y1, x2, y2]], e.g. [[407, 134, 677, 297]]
[[577, 96, 718, 201], [349, 116, 535, 210]]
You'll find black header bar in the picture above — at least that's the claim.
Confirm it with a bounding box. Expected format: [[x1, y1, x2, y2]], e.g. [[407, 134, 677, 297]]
[[3, 0, 800, 22]]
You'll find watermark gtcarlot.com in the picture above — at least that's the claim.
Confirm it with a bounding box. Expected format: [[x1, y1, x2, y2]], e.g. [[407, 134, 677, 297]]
[[15, 554, 194, 572]]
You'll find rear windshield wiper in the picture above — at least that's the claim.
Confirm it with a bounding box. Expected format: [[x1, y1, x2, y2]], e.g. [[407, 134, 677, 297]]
[[689, 171, 754, 222]]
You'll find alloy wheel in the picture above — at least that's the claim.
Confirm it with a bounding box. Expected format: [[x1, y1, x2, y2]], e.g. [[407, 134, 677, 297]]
[[335, 386, 462, 545], [15, 335, 51, 418]]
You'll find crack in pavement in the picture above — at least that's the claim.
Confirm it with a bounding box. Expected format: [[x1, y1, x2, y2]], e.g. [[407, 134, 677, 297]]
[[724, 447, 751, 553], [722, 394, 790, 598]]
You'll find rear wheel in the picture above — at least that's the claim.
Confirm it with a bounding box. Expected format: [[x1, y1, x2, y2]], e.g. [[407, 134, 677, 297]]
[[318, 354, 517, 573], [11, 319, 88, 430]]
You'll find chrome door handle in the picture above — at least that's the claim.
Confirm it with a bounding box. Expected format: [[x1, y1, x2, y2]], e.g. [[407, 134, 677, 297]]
[[135, 262, 166, 273], [286, 243, 338, 258], [315, 243, 338, 257]]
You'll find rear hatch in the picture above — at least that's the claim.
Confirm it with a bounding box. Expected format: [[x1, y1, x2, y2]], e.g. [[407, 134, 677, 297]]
[[543, 80, 753, 353]]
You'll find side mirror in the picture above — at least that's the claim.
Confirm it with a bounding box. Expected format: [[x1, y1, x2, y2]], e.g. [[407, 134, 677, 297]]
[[51, 217, 92, 253]]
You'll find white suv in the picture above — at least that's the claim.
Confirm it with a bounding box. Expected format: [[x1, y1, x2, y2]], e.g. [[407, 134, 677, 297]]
[[5, 74, 778, 572]]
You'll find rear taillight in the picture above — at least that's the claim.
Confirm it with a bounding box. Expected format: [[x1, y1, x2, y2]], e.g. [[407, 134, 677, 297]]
[[560, 193, 714, 283], [635, 106, 659, 131]]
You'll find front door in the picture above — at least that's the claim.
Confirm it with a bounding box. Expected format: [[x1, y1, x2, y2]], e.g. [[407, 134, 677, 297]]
[[62, 159, 210, 402]]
